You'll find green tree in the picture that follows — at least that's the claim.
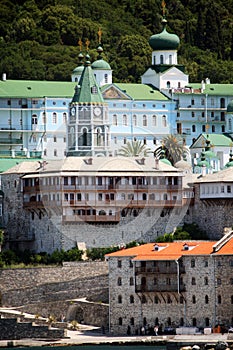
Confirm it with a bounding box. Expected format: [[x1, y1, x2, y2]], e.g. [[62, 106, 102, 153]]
[[154, 135, 188, 165], [118, 140, 151, 157]]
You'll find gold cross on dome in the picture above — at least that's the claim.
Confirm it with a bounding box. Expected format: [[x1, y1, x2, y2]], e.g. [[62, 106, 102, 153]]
[[98, 28, 102, 44], [86, 39, 90, 51], [78, 38, 82, 51], [161, 0, 166, 16]]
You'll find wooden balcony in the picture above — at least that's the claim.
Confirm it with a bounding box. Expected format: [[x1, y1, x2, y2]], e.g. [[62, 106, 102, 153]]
[[135, 283, 186, 293], [135, 266, 186, 274], [62, 214, 120, 223]]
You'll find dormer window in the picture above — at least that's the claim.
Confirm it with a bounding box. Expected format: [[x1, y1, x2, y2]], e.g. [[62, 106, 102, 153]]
[[183, 243, 189, 250], [154, 244, 159, 251], [91, 86, 98, 94]]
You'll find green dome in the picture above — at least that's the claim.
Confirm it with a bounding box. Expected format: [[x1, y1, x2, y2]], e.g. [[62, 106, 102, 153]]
[[227, 100, 233, 113], [91, 59, 111, 70], [203, 150, 217, 159], [149, 19, 180, 51], [73, 65, 84, 75], [160, 158, 172, 166]]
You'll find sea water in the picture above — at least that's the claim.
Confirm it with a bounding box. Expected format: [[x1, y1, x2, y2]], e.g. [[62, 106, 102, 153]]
[[5, 346, 166, 350]]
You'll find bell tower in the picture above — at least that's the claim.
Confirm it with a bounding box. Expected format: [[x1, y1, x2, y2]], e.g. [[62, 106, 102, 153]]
[[67, 50, 110, 157]]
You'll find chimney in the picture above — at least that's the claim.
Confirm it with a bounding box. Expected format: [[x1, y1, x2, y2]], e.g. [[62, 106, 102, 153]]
[[155, 158, 159, 170]]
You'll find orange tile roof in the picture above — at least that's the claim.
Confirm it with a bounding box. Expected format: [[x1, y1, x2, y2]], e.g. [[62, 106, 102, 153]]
[[214, 236, 233, 255], [106, 241, 218, 261]]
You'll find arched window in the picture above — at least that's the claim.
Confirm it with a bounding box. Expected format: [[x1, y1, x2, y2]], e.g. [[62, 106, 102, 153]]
[[193, 318, 197, 326], [113, 114, 117, 126], [104, 73, 108, 83], [167, 81, 171, 88], [130, 295, 134, 303], [205, 295, 209, 304], [154, 296, 159, 304], [191, 277, 196, 285], [143, 115, 147, 126], [192, 295, 196, 304], [117, 277, 122, 286], [212, 125, 215, 132], [160, 55, 164, 64], [63, 112, 67, 124], [220, 98, 225, 108], [119, 317, 122, 325], [123, 114, 127, 126], [142, 193, 147, 201], [192, 111, 195, 118], [205, 318, 210, 327], [130, 317, 134, 325], [118, 295, 122, 303], [82, 128, 88, 146], [169, 55, 172, 64], [222, 125, 225, 132], [218, 295, 221, 304], [192, 125, 196, 132], [52, 112, 57, 124], [204, 277, 208, 285], [162, 115, 167, 127], [152, 115, 157, 126], [133, 115, 137, 126]]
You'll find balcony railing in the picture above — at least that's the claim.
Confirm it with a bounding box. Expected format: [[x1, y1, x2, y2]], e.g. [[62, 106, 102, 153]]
[[0, 138, 23, 145], [135, 283, 186, 293], [135, 266, 186, 274]]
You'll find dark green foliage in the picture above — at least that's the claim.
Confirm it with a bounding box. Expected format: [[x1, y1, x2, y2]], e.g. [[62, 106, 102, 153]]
[[0, 0, 233, 82], [86, 241, 142, 261], [155, 223, 208, 242], [0, 246, 83, 267]]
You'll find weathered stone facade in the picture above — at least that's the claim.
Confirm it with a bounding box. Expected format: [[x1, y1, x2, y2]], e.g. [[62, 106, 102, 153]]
[[106, 233, 233, 336]]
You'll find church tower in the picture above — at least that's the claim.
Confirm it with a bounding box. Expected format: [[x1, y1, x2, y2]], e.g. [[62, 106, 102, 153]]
[[141, 2, 189, 90], [67, 51, 110, 157]]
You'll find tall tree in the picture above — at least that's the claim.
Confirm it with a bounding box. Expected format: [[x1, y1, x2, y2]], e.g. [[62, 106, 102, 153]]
[[118, 140, 151, 157]]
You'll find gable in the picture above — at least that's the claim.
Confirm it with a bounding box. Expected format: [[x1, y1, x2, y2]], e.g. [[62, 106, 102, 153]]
[[102, 85, 130, 100]]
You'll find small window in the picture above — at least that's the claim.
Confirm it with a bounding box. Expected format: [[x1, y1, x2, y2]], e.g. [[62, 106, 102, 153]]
[[118, 295, 122, 303], [205, 295, 209, 304], [118, 260, 122, 268], [192, 295, 196, 304], [191, 277, 196, 285], [130, 295, 134, 303], [218, 295, 221, 304], [141, 295, 147, 304], [117, 277, 122, 286], [217, 278, 221, 285], [119, 317, 122, 325], [191, 259, 195, 267], [204, 277, 208, 285], [130, 277, 134, 285], [154, 296, 159, 304]]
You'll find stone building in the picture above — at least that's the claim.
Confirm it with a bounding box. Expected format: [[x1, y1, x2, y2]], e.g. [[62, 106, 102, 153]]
[[1, 156, 193, 253], [106, 230, 233, 335], [189, 167, 233, 240]]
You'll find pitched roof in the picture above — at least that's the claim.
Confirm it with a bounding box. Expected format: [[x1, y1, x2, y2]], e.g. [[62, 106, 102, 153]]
[[194, 166, 233, 183], [71, 63, 104, 103], [191, 134, 233, 149], [103, 83, 169, 101], [106, 236, 233, 260], [175, 84, 233, 96], [0, 80, 76, 98], [106, 241, 218, 260], [3, 156, 182, 176]]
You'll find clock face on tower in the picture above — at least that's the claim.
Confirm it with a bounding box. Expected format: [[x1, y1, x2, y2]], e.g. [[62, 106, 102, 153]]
[[94, 106, 102, 117], [70, 106, 76, 116]]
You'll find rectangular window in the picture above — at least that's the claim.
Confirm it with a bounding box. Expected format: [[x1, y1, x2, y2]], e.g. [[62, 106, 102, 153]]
[[227, 185, 231, 193]]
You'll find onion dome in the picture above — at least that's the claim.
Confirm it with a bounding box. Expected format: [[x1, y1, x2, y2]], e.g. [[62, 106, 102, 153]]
[[227, 100, 233, 113], [72, 52, 84, 76], [196, 151, 210, 168], [149, 19, 180, 51], [91, 45, 111, 70]]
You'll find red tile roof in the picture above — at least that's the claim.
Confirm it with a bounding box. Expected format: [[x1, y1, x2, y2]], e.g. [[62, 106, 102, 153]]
[[106, 241, 220, 261]]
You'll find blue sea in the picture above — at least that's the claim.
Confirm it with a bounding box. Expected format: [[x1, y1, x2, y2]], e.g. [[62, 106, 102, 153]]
[[4, 346, 166, 350]]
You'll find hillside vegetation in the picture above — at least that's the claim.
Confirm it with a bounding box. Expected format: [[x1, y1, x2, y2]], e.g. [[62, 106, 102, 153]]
[[1, 0, 233, 83]]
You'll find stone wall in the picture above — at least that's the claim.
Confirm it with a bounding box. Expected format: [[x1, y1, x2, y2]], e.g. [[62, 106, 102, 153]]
[[0, 318, 65, 340], [0, 262, 109, 324]]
